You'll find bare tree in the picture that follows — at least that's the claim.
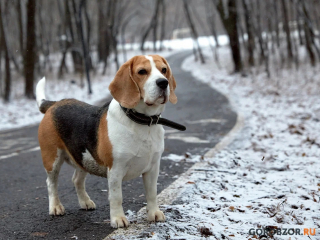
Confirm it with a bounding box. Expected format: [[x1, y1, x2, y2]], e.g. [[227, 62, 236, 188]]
[[255, 0, 270, 77], [281, 0, 293, 62], [159, 0, 166, 51], [215, 0, 242, 72], [72, 0, 92, 94], [121, 11, 137, 62], [24, 0, 36, 99], [299, 0, 316, 66], [15, 0, 24, 55], [204, 0, 220, 47], [0, 1, 11, 102], [183, 0, 205, 64], [242, 0, 255, 66], [97, 0, 108, 63], [140, 0, 161, 52]]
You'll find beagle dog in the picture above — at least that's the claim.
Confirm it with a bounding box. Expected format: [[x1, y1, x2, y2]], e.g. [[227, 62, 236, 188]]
[[36, 55, 180, 228]]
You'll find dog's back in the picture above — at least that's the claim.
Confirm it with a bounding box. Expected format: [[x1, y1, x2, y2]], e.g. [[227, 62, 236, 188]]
[[37, 78, 112, 177]]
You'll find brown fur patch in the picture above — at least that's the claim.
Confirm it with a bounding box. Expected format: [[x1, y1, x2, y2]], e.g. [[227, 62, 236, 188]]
[[38, 108, 66, 172], [109, 56, 142, 109], [97, 112, 113, 169]]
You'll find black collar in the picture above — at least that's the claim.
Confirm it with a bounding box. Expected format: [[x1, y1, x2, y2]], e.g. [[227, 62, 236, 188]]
[[120, 104, 186, 131]]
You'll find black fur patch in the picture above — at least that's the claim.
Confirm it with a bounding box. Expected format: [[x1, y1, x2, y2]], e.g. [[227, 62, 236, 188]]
[[39, 100, 56, 113], [52, 99, 110, 167]]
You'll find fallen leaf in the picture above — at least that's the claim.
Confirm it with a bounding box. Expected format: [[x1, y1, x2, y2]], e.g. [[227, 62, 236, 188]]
[[198, 226, 213, 236], [187, 181, 195, 184], [229, 206, 235, 211], [31, 232, 48, 237]]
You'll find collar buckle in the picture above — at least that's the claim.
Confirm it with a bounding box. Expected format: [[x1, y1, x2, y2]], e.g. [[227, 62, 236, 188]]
[[148, 115, 160, 126], [155, 115, 160, 125], [148, 116, 153, 126]]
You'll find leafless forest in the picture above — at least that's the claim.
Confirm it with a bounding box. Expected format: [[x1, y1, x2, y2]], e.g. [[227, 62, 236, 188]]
[[1, 0, 320, 102]]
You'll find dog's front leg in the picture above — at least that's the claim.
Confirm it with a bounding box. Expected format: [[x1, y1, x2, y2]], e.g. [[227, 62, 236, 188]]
[[108, 170, 129, 228], [143, 163, 166, 222]]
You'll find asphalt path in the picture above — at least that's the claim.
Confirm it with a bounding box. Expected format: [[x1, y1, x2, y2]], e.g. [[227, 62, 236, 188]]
[[0, 51, 237, 239]]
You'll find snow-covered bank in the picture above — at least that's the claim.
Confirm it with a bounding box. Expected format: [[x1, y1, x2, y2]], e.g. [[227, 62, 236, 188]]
[[116, 47, 320, 239]]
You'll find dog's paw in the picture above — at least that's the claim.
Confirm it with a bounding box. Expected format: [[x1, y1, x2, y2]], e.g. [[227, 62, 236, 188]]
[[49, 203, 65, 216], [79, 199, 96, 210], [147, 210, 166, 222], [110, 216, 129, 228]]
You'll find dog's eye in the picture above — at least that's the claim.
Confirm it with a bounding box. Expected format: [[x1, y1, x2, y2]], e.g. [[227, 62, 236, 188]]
[[138, 69, 147, 75], [162, 68, 167, 74]]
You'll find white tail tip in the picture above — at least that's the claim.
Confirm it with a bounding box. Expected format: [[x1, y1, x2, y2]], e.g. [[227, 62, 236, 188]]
[[36, 77, 46, 108]]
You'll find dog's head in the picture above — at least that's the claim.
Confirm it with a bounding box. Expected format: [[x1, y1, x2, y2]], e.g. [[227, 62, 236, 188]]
[[109, 55, 177, 109]]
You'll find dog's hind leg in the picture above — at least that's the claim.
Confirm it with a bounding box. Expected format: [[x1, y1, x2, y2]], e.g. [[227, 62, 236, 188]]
[[72, 168, 96, 210], [39, 111, 66, 215], [45, 149, 65, 215]]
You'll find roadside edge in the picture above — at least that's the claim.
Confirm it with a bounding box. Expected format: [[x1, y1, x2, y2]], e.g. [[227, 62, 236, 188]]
[[105, 108, 245, 240]]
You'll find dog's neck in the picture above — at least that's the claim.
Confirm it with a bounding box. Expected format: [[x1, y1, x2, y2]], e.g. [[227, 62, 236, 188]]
[[133, 99, 165, 116]]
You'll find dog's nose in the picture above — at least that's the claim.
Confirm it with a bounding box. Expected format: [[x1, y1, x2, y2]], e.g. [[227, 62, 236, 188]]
[[156, 78, 169, 89]]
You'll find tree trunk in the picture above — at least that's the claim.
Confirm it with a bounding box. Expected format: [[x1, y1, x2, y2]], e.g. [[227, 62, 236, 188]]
[[16, 0, 24, 55], [253, 0, 266, 65], [205, 0, 220, 47], [281, 0, 293, 62], [102, 0, 113, 74], [0, 1, 11, 102], [299, 0, 316, 66], [121, 11, 137, 62], [271, 1, 281, 49], [24, 0, 36, 99], [242, 0, 255, 66], [107, 0, 119, 71], [183, 0, 205, 64], [58, 0, 69, 77], [152, 2, 159, 51], [159, 0, 166, 51], [215, 0, 242, 72], [73, 0, 92, 94], [140, 0, 161, 52], [68, 0, 83, 73]]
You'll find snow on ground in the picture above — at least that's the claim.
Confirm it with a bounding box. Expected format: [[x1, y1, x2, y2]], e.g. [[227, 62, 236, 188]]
[[116, 48, 320, 239]]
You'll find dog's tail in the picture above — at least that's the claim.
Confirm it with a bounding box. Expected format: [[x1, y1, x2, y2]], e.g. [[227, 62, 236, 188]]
[[36, 77, 56, 114]]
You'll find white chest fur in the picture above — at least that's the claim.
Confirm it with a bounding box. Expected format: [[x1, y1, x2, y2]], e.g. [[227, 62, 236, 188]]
[[107, 100, 165, 181]]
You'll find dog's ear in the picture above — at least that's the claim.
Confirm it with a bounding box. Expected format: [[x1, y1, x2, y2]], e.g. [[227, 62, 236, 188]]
[[109, 57, 140, 108], [161, 57, 177, 104]]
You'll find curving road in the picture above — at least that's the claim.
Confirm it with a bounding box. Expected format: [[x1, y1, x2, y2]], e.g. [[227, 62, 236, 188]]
[[0, 51, 236, 239]]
